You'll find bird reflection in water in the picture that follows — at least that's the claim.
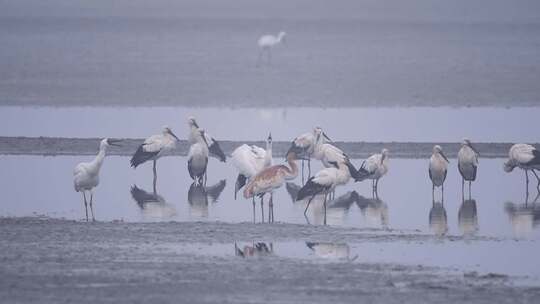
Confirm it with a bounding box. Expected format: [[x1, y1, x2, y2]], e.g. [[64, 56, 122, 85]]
[[458, 196, 479, 236], [288, 181, 358, 225], [187, 180, 226, 218], [429, 200, 448, 236], [504, 191, 540, 238], [306, 242, 357, 261], [130, 185, 177, 219], [235, 242, 273, 258], [356, 193, 389, 229]]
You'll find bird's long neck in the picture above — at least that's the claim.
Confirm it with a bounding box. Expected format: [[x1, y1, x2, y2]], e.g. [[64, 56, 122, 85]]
[[91, 148, 107, 172], [265, 141, 273, 165], [284, 154, 298, 179]]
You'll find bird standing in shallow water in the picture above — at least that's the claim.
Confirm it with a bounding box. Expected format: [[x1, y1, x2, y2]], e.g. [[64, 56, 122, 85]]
[[243, 150, 298, 223], [231, 134, 273, 219], [504, 143, 540, 195], [74, 138, 121, 221], [289, 127, 331, 183], [356, 148, 390, 195], [257, 31, 286, 66], [188, 128, 209, 185], [429, 145, 449, 201], [458, 139, 479, 195], [130, 126, 179, 193], [188, 117, 226, 163]]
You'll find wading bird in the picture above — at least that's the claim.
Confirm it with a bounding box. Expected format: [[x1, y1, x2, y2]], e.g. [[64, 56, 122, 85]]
[[257, 31, 286, 66], [188, 128, 209, 185], [74, 138, 121, 221], [188, 116, 226, 163], [356, 148, 390, 193], [296, 161, 356, 225], [504, 144, 540, 193], [289, 127, 331, 182], [243, 150, 298, 223], [231, 133, 273, 204], [130, 126, 179, 193], [458, 139, 479, 194], [429, 145, 449, 200]]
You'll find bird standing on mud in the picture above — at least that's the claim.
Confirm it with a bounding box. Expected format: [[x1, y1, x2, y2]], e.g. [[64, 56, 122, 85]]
[[429, 145, 449, 200], [504, 143, 540, 194], [458, 139, 479, 195], [243, 149, 298, 223], [130, 126, 180, 193], [74, 138, 121, 221]]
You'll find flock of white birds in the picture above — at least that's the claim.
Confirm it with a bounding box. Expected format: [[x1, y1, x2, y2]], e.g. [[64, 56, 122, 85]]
[[72, 115, 540, 222]]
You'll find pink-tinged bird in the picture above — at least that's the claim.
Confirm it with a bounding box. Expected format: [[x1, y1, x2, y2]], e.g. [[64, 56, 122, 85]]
[[243, 150, 298, 223]]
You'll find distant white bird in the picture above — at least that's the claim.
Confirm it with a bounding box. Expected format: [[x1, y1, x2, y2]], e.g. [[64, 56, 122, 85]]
[[130, 126, 179, 192], [231, 133, 273, 200], [429, 145, 449, 199], [244, 150, 298, 223], [296, 161, 354, 225], [188, 116, 226, 163], [289, 127, 331, 181], [458, 139, 479, 193], [74, 138, 121, 221], [257, 31, 286, 66], [356, 148, 390, 193], [188, 128, 209, 185], [504, 144, 540, 191]]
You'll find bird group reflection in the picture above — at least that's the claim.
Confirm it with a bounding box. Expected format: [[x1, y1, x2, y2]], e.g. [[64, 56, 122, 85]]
[[306, 242, 357, 261], [504, 191, 540, 238], [234, 242, 274, 258]]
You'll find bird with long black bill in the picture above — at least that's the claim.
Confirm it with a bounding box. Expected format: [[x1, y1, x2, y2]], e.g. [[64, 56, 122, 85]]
[[458, 139, 479, 195], [188, 128, 209, 185], [289, 127, 331, 183], [296, 160, 356, 225], [356, 148, 390, 194], [130, 126, 179, 193], [188, 116, 226, 163], [429, 145, 449, 200], [74, 138, 121, 221], [504, 143, 540, 194]]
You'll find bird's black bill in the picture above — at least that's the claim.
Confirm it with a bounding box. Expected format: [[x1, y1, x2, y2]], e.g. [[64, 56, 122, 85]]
[[441, 151, 450, 163], [168, 130, 180, 141], [323, 132, 332, 142], [107, 139, 122, 146]]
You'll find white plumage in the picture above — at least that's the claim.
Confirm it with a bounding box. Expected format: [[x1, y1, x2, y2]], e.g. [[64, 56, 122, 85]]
[[74, 138, 121, 221], [231, 134, 273, 198], [504, 143, 540, 189], [257, 31, 286, 66], [458, 139, 479, 193], [188, 116, 226, 162], [188, 128, 209, 185], [429, 145, 449, 198], [357, 149, 389, 192]]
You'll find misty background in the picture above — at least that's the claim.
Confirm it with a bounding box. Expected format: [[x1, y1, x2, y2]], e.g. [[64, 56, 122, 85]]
[[1, 0, 539, 107]]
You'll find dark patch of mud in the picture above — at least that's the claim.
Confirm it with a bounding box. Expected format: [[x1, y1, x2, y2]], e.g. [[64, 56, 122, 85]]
[[0, 136, 520, 158]]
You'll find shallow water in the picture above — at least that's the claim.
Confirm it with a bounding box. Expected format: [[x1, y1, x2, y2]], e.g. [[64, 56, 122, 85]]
[[1, 106, 539, 143], [1, 155, 537, 240]]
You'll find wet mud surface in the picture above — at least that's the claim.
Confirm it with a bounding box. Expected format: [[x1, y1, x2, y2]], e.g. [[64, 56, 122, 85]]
[[1, 217, 539, 304]]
